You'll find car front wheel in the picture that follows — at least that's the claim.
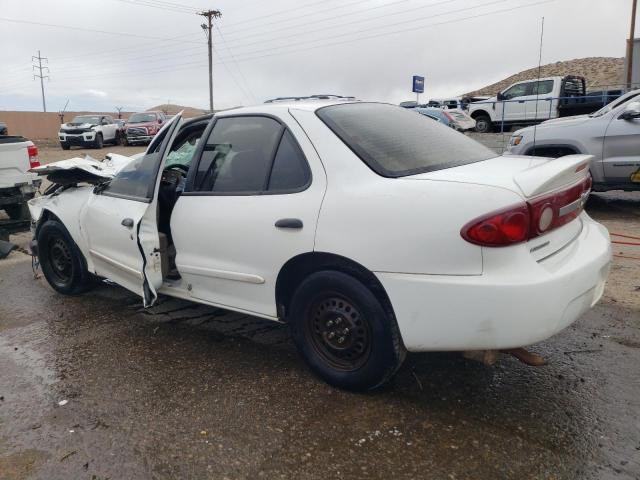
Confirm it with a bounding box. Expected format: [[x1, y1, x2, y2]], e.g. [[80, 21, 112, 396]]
[[94, 133, 103, 149], [37, 220, 97, 295], [289, 270, 406, 391]]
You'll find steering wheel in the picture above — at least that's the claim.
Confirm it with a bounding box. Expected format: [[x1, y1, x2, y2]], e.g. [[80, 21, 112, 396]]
[[165, 164, 189, 174]]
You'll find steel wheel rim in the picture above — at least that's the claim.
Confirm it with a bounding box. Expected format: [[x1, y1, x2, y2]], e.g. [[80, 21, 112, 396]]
[[48, 236, 73, 283], [304, 293, 371, 372]]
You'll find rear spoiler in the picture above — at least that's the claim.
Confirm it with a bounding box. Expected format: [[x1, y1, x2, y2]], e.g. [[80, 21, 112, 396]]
[[514, 154, 592, 198]]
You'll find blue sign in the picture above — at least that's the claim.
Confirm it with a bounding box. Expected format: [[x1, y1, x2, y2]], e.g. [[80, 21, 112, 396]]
[[412, 75, 425, 94]]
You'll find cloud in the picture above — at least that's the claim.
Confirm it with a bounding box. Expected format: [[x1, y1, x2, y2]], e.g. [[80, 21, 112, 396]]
[[83, 89, 108, 98]]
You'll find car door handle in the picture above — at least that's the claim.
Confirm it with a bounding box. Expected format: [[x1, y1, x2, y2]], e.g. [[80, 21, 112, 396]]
[[121, 218, 134, 228], [275, 218, 303, 229]]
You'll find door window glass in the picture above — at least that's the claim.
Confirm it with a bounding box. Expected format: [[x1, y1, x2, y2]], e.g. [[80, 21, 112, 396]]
[[502, 83, 529, 100], [103, 152, 162, 200], [194, 117, 282, 193], [267, 131, 310, 191]]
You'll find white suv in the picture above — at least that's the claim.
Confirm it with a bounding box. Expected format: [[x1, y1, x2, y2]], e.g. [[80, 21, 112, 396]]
[[59, 115, 119, 150]]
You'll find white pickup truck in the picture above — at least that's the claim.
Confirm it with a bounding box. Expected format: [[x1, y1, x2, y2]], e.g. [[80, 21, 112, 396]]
[[0, 136, 41, 220], [467, 75, 616, 133]]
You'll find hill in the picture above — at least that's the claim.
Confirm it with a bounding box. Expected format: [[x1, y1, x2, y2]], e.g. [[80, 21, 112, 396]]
[[147, 103, 209, 118], [463, 57, 625, 97]]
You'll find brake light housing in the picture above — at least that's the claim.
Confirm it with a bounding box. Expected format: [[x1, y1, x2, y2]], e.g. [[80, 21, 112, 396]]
[[461, 176, 591, 247], [27, 145, 40, 168]]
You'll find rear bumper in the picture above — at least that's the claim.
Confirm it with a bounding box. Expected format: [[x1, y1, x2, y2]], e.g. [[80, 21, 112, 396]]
[[376, 214, 612, 352]]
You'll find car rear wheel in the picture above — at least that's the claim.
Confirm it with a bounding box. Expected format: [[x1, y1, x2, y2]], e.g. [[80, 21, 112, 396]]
[[37, 220, 97, 295], [94, 133, 103, 149], [289, 271, 406, 391], [474, 114, 493, 133]]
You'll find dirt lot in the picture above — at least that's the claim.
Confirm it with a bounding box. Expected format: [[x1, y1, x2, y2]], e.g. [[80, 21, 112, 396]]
[[0, 143, 639, 479], [36, 143, 147, 165]]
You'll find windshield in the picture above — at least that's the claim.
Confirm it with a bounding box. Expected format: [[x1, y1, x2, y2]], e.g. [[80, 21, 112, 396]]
[[129, 113, 158, 123], [317, 103, 495, 177], [71, 116, 100, 124], [590, 90, 640, 117]]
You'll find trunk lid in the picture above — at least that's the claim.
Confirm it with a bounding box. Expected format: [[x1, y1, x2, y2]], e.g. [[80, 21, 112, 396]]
[[403, 154, 591, 199], [402, 154, 593, 259]]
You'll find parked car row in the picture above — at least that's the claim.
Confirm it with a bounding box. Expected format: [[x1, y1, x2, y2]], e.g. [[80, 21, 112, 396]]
[[58, 111, 167, 150]]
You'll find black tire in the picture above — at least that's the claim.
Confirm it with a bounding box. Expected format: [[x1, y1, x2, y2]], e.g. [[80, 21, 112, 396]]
[[60, 142, 70, 150], [94, 133, 103, 149], [37, 220, 97, 295], [289, 270, 406, 391], [474, 114, 493, 133], [4, 202, 30, 220], [117, 132, 127, 146]]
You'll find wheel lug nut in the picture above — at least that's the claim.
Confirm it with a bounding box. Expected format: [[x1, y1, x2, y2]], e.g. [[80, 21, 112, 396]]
[[338, 336, 345, 344], [335, 318, 342, 325], [326, 320, 334, 327], [327, 332, 335, 339], [343, 328, 349, 335]]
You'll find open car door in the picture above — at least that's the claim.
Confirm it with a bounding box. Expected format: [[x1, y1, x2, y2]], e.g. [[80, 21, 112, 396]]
[[80, 113, 183, 306]]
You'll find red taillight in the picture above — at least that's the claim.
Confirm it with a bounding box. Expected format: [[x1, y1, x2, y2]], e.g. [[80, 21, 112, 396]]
[[461, 203, 530, 246], [461, 176, 591, 247], [27, 145, 40, 168]]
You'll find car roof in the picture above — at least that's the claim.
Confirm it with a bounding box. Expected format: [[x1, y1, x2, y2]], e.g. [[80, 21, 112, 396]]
[[216, 99, 360, 117]]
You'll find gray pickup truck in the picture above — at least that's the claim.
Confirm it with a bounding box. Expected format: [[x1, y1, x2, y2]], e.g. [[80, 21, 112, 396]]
[[0, 135, 41, 220], [506, 89, 640, 192]]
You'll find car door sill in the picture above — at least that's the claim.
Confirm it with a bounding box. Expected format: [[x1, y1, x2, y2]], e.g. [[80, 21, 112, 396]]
[[157, 283, 281, 322], [176, 264, 265, 284], [90, 249, 144, 279]]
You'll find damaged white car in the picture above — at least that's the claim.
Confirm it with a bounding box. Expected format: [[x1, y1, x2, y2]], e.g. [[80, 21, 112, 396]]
[[29, 101, 612, 390]]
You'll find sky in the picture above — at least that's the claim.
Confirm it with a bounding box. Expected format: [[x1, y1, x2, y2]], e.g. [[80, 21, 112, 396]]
[[0, 0, 637, 113]]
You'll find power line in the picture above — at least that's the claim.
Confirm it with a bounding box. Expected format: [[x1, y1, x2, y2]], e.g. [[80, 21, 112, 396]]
[[222, 0, 462, 50], [222, 0, 555, 64], [222, 0, 509, 57], [32, 50, 49, 112], [0, 17, 203, 44], [214, 24, 257, 103]]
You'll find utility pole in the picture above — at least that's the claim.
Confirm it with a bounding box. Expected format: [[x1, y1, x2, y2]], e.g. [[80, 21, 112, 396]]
[[32, 50, 49, 112], [627, 0, 637, 89], [198, 9, 222, 113]]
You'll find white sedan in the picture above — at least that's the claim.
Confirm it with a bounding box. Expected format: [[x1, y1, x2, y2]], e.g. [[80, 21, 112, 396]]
[[29, 100, 612, 390]]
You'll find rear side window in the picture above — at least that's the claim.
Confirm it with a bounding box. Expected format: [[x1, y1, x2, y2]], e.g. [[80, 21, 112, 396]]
[[267, 131, 310, 191], [531, 80, 553, 95], [194, 116, 282, 193], [317, 103, 494, 177]]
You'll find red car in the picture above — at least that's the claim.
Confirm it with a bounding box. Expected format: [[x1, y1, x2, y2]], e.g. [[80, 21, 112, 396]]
[[125, 111, 167, 145]]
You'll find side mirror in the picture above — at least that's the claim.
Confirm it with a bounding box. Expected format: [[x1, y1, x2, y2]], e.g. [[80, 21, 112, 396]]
[[496, 92, 505, 101], [620, 101, 640, 120]]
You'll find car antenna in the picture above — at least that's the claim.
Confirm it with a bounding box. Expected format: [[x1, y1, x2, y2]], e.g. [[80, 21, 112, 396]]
[[532, 16, 545, 155]]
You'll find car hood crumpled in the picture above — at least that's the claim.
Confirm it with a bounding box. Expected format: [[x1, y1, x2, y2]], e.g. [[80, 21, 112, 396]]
[[30, 153, 137, 185]]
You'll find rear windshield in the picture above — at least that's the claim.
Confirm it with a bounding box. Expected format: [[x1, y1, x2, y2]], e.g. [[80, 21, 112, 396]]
[[316, 103, 495, 177]]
